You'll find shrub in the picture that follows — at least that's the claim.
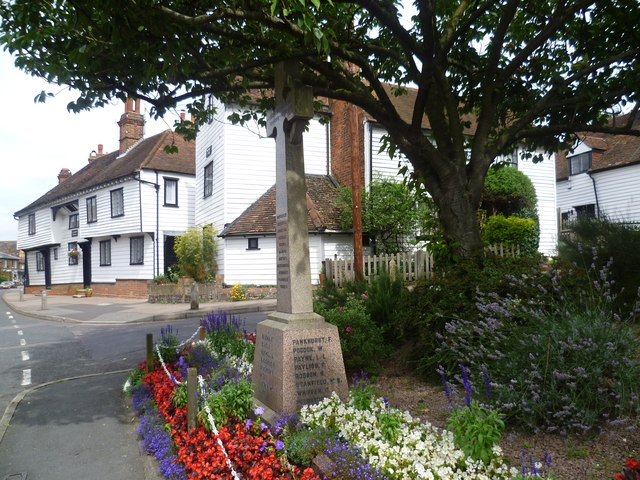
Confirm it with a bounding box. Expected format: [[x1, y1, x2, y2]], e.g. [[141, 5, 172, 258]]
[[363, 269, 404, 340], [395, 254, 543, 378], [482, 215, 538, 254], [174, 224, 218, 282], [316, 295, 385, 374], [481, 166, 537, 216], [557, 216, 640, 319], [157, 325, 180, 364], [432, 263, 640, 433]]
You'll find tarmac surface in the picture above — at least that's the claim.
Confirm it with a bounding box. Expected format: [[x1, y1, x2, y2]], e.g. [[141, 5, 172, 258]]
[[0, 290, 277, 480]]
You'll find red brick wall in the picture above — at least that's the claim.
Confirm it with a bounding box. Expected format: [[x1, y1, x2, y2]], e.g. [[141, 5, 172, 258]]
[[26, 279, 150, 299], [329, 99, 365, 188]]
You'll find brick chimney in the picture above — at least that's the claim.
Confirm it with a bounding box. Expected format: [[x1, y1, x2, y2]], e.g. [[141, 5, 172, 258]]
[[329, 99, 365, 188], [58, 168, 72, 184], [117, 98, 145, 154], [88, 144, 105, 163]]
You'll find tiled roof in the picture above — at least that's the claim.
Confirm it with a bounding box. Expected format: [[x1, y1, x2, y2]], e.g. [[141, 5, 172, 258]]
[[363, 84, 478, 135], [220, 175, 345, 237], [556, 113, 640, 180], [0, 251, 20, 261], [14, 130, 195, 216]]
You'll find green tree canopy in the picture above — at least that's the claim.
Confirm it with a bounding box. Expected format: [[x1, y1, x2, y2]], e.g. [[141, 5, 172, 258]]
[[174, 225, 218, 282], [2, 0, 640, 258], [338, 177, 436, 254]]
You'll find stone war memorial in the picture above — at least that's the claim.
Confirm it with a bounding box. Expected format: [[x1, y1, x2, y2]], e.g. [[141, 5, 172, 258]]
[[252, 61, 348, 418]]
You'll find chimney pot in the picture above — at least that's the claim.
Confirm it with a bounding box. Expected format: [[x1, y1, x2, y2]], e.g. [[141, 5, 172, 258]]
[[98, 144, 103, 154]]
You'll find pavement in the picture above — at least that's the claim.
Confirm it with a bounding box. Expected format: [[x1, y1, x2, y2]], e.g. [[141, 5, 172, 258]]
[[0, 290, 277, 480]]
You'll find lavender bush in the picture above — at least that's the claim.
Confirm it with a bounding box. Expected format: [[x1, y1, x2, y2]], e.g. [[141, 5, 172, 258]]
[[431, 261, 640, 433]]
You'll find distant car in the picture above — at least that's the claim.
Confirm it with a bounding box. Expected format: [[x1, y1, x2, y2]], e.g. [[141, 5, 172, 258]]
[[0, 281, 16, 289]]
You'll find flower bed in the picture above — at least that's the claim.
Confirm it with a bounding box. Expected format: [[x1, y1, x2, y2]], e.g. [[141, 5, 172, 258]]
[[125, 312, 549, 480]]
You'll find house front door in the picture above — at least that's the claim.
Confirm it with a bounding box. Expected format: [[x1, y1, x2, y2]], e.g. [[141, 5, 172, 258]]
[[80, 241, 92, 288]]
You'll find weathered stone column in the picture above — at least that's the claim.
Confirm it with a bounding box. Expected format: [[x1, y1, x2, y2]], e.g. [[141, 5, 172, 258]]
[[252, 62, 348, 417]]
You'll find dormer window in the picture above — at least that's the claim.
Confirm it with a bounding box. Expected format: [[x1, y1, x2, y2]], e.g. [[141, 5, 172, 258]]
[[568, 152, 592, 175]]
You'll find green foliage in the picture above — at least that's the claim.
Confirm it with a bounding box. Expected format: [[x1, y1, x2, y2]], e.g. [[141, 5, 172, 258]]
[[482, 215, 538, 254], [315, 296, 385, 374], [557, 216, 640, 319], [157, 327, 180, 364], [395, 254, 542, 378], [447, 401, 505, 465], [202, 378, 253, 426], [376, 409, 405, 443], [124, 365, 145, 394], [205, 319, 254, 363], [0, 272, 9, 282], [283, 428, 335, 467], [432, 262, 640, 433], [482, 167, 537, 216], [364, 269, 404, 341], [337, 178, 436, 254], [349, 371, 377, 411], [174, 225, 218, 282], [171, 382, 188, 408]]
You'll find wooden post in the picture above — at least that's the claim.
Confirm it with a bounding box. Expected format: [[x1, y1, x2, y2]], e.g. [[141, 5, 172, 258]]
[[146, 333, 154, 373], [198, 326, 206, 341], [187, 367, 197, 430]]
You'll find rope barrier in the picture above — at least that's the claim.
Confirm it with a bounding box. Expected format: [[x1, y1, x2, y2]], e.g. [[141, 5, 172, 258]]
[[155, 343, 182, 385], [198, 375, 242, 480]]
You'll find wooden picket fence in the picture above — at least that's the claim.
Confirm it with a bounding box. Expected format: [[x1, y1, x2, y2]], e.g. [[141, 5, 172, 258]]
[[324, 244, 521, 287]]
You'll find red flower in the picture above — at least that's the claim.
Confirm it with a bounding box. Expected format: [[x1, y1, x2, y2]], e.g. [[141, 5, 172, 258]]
[[626, 458, 639, 470], [614, 474, 625, 480]]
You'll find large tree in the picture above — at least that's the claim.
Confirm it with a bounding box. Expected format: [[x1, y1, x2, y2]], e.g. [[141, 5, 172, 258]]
[[2, 0, 640, 257]]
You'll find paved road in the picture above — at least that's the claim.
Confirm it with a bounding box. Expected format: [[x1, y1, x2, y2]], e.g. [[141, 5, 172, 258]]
[[0, 295, 268, 480]]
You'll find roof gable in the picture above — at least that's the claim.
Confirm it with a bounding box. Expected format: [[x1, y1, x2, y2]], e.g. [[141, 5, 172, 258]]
[[14, 130, 194, 216]]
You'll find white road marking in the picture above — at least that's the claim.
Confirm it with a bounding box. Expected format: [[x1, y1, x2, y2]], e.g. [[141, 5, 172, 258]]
[[13, 324, 18, 328], [21, 369, 31, 386], [21, 351, 30, 361], [8, 315, 13, 319], [20, 338, 26, 346], [5, 311, 10, 315], [17, 330, 23, 336]]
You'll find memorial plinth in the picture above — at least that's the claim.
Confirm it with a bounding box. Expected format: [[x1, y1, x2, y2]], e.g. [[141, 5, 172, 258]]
[[252, 61, 348, 417]]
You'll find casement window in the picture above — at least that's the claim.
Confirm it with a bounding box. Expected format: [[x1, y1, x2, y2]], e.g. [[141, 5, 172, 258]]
[[68, 242, 79, 266], [69, 213, 79, 229], [28, 213, 36, 235], [86, 196, 97, 223], [111, 188, 124, 217], [247, 238, 259, 250], [568, 152, 592, 175], [36, 251, 45, 271], [130, 236, 144, 265], [164, 177, 178, 207], [204, 161, 213, 198], [99, 240, 111, 266]]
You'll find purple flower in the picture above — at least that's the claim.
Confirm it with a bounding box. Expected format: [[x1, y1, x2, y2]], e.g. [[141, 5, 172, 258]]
[[345, 327, 352, 333], [254, 406, 264, 416], [275, 439, 285, 450], [260, 422, 268, 431], [245, 419, 253, 429], [361, 293, 369, 299], [459, 364, 472, 408]]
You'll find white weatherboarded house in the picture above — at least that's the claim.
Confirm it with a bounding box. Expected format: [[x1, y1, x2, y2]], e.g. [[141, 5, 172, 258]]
[[15, 100, 195, 298], [196, 89, 559, 286], [556, 113, 640, 228]]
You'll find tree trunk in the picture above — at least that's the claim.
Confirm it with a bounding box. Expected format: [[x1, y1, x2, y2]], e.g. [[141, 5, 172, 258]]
[[436, 191, 484, 259]]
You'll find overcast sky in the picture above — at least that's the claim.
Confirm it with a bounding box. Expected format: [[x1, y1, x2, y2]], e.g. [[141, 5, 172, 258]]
[[0, 49, 180, 241]]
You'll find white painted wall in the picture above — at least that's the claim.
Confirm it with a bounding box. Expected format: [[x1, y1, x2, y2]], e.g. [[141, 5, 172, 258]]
[[90, 233, 155, 282], [221, 233, 353, 286], [516, 151, 558, 256]]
